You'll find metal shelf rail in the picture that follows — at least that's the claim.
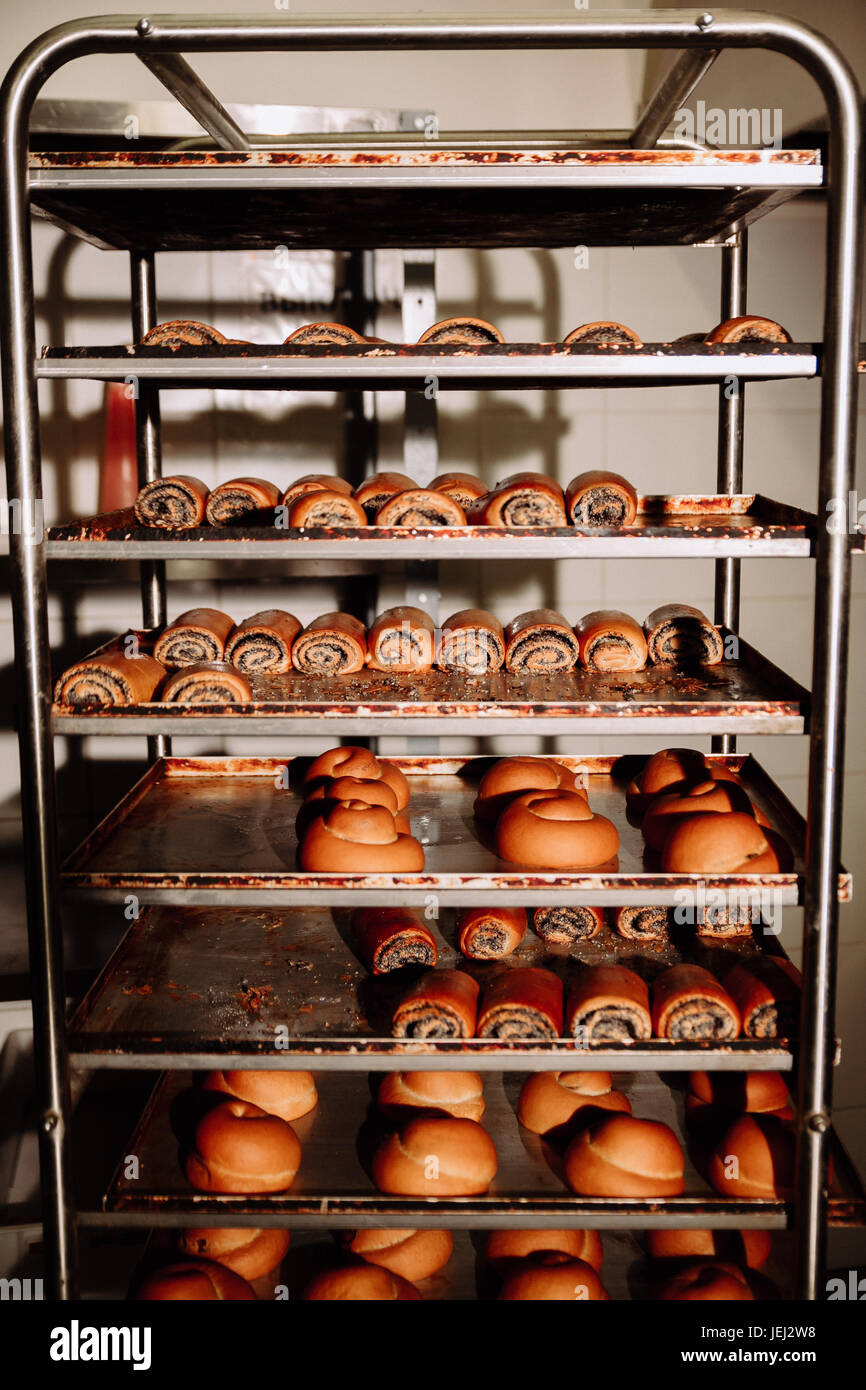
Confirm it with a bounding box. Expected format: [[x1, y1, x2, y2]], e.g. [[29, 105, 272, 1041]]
[[0, 12, 863, 1302]]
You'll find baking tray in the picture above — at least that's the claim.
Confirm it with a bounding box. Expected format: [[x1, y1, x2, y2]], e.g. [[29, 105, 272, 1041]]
[[93, 1070, 865, 1229], [45, 494, 832, 560], [68, 903, 799, 1071], [52, 631, 808, 737], [60, 754, 851, 907], [29, 147, 821, 252]]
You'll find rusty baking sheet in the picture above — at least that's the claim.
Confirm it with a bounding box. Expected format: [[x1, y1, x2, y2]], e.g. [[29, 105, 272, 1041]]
[[51, 630, 808, 737], [96, 1069, 864, 1230], [45, 494, 830, 562], [59, 753, 850, 908], [68, 902, 798, 1072]]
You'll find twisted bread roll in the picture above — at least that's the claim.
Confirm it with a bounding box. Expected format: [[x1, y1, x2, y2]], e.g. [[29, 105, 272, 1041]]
[[154, 608, 235, 668], [341, 1229, 453, 1281], [532, 906, 604, 944], [205, 477, 280, 525], [177, 1227, 290, 1280], [374, 488, 466, 527], [566, 471, 639, 527], [497, 1257, 609, 1301], [435, 609, 505, 674], [303, 1266, 421, 1300], [298, 801, 424, 871], [367, 606, 435, 672], [471, 473, 567, 528], [134, 475, 209, 529], [707, 1114, 795, 1198], [687, 1070, 791, 1119], [432, 471, 487, 510], [564, 1114, 685, 1196], [652, 964, 741, 1040], [644, 603, 724, 666], [517, 1071, 631, 1135], [477, 967, 563, 1040], [298, 776, 410, 838], [135, 1257, 256, 1301], [625, 747, 739, 815], [391, 969, 479, 1039], [456, 906, 527, 960], [643, 779, 770, 852], [566, 965, 652, 1042], [291, 613, 368, 675], [289, 490, 367, 528], [201, 1069, 317, 1122], [354, 471, 415, 521], [660, 812, 790, 874], [417, 316, 503, 345], [377, 1071, 485, 1122], [575, 608, 648, 670], [225, 610, 301, 675], [304, 746, 410, 809], [705, 315, 791, 345], [473, 756, 585, 825], [496, 790, 619, 869], [161, 662, 252, 704], [280, 474, 353, 509], [185, 1099, 301, 1194], [54, 644, 166, 707], [351, 907, 437, 973], [485, 1228, 604, 1273], [563, 321, 642, 347], [372, 1116, 497, 1195], [504, 608, 580, 672]]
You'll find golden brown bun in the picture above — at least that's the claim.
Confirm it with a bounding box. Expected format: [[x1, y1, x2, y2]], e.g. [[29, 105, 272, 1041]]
[[643, 779, 770, 852], [372, 1116, 497, 1196], [135, 1257, 257, 1301], [341, 1229, 453, 1281], [473, 756, 584, 824], [201, 1069, 317, 1123], [303, 746, 410, 810], [655, 1260, 754, 1301], [645, 1228, 772, 1270], [661, 812, 786, 874], [707, 1114, 795, 1199], [185, 1099, 301, 1194], [517, 1072, 631, 1135], [456, 906, 527, 959], [688, 1070, 790, 1116], [495, 790, 619, 869], [303, 1265, 421, 1300], [497, 1257, 609, 1301], [575, 608, 647, 670], [298, 800, 425, 872], [177, 1227, 290, 1280], [564, 1114, 685, 1197], [377, 1070, 485, 1122], [485, 1228, 604, 1273], [367, 605, 435, 672], [625, 747, 739, 814]]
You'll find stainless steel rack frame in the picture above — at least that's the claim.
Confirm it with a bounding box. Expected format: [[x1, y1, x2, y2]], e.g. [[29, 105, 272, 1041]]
[[1, 11, 863, 1302]]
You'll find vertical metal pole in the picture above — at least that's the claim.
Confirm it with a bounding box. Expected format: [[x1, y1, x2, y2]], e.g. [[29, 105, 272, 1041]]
[[712, 230, 747, 758], [0, 61, 76, 1301], [130, 252, 170, 760]]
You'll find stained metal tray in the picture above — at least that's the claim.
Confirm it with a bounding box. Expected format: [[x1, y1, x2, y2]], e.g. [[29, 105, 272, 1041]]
[[68, 903, 798, 1072], [60, 754, 851, 908], [45, 494, 827, 561], [93, 1070, 865, 1229], [52, 631, 807, 737], [29, 148, 822, 252]]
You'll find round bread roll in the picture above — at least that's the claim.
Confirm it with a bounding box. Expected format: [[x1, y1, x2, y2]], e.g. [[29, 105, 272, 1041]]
[[135, 1257, 257, 1301], [626, 748, 739, 814], [303, 1265, 421, 1300], [372, 1116, 497, 1196], [497, 1257, 609, 1301], [304, 745, 410, 810], [707, 1114, 795, 1199], [298, 800, 425, 872], [377, 1070, 485, 1122], [485, 1228, 604, 1273], [473, 756, 585, 824], [655, 1259, 754, 1301], [517, 1072, 631, 1136], [185, 1099, 302, 1194], [564, 1114, 685, 1197], [177, 1226, 290, 1280], [645, 1227, 772, 1270], [341, 1229, 454, 1281], [661, 812, 787, 874], [688, 1070, 791, 1118], [495, 790, 619, 869], [201, 1069, 317, 1123], [298, 777, 412, 838]]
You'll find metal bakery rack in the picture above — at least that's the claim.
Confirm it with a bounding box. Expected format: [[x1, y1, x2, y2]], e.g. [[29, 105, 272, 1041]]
[[1, 12, 863, 1300]]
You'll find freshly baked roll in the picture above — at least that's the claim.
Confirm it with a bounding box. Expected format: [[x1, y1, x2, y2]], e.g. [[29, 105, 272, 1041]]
[[374, 489, 467, 528], [432, 471, 487, 510], [495, 791, 619, 869], [532, 906, 604, 945], [134, 475, 209, 529], [367, 606, 435, 672], [575, 609, 648, 671], [471, 473, 567, 528], [291, 612, 368, 676], [477, 967, 564, 1040], [723, 958, 801, 1039], [625, 747, 738, 815], [485, 1229, 604, 1273], [177, 1227, 290, 1280], [288, 490, 367, 528], [504, 608, 580, 673], [687, 1070, 792, 1120], [299, 776, 410, 838], [417, 316, 504, 345], [613, 906, 673, 941], [644, 603, 724, 666], [392, 969, 479, 1039], [696, 903, 755, 939], [303, 1266, 421, 1300], [283, 322, 366, 345], [564, 1114, 685, 1197], [456, 906, 527, 960], [352, 907, 437, 973], [54, 645, 166, 707], [707, 1114, 795, 1199], [341, 1229, 453, 1281], [704, 315, 791, 345], [140, 320, 227, 347], [298, 802, 425, 872], [135, 1258, 256, 1301], [517, 1072, 631, 1136], [435, 609, 506, 675], [201, 1069, 317, 1122], [643, 780, 770, 853], [205, 477, 280, 526], [661, 813, 790, 875], [652, 964, 741, 1040], [185, 1099, 301, 1194], [565, 965, 652, 1042], [354, 471, 415, 521], [563, 321, 642, 348], [225, 610, 302, 675], [280, 474, 353, 509], [154, 608, 235, 668], [566, 471, 639, 528], [377, 1071, 485, 1122], [372, 1116, 497, 1196], [160, 662, 252, 704], [497, 1257, 609, 1301], [473, 756, 584, 825], [304, 746, 410, 810], [646, 1228, 771, 1270], [655, 1261, 754, 1302]]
